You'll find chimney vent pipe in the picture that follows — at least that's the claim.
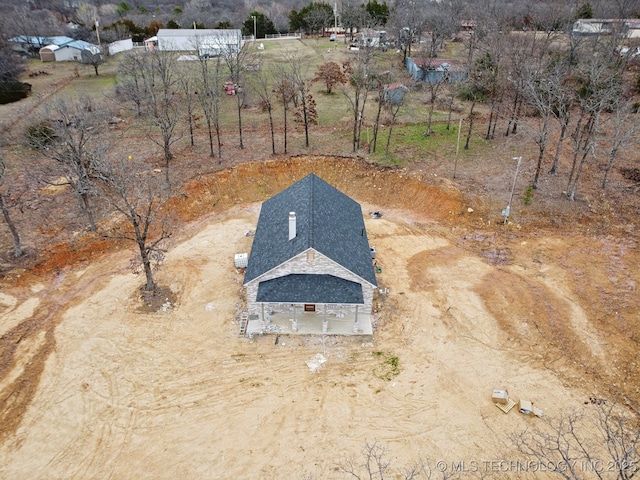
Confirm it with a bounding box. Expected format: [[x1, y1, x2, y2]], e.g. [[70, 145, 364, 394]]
[[288, 212, 296, 240]]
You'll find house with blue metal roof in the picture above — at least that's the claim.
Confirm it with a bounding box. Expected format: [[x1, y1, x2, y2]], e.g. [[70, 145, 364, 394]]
[[40, 39, 101, 63], [8, 35, 99, 63], [9, 35, 75, 54], [243, 174, 377, 336]]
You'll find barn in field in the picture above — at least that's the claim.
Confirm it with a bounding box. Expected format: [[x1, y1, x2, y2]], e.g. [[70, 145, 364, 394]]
[[242, 174, 378, 336]]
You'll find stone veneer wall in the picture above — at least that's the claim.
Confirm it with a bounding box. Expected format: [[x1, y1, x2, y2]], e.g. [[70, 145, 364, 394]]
[[245, 248, 375, 313]]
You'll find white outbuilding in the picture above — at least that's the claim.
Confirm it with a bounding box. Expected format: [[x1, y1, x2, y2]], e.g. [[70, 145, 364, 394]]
[[155, 29, 243, 57]]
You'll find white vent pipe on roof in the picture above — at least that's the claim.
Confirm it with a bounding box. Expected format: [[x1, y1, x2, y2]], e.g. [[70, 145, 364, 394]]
[[289, 212, 296, 240]]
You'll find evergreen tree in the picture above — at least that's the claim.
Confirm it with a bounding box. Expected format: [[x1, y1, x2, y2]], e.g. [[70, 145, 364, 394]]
[[365, 0, 390, 27], [242, 11, 278, 38], [576, 2, 593, 19]]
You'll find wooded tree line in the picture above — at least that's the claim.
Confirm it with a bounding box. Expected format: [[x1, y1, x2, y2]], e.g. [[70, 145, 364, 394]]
[[455, 22, 639, 201], [2, 0, 640, 46]]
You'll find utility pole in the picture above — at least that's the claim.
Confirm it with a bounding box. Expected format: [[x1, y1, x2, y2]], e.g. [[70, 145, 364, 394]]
[[94, 18, 101, 47], [503, 156, 522, 225], [333, 2, 338, 49], [453, 117, 462, 179]]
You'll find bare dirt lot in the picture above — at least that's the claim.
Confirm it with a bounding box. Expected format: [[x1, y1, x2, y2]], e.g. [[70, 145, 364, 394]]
[[1, 156, 639, 479]]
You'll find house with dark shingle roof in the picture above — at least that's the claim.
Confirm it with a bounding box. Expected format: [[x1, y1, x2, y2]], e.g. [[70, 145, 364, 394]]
[[243, 174, 377, 335]]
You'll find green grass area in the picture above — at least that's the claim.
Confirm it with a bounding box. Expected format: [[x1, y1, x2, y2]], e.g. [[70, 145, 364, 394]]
[[60, 72, 118, 98], [372, 351, 400, 381], [369, 120, 489, 166]]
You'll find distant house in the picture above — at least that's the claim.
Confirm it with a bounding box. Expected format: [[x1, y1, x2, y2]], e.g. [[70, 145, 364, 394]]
[[43, 40, 100, 63], [572, 18, 640, 38], [9, 36, 99, 62], [155, 29, 243, 57], [406, 57, 467, 83], [359, 29, 388, 49], [460, 20, 477, 31], [9, 35, 74, 56], [243, 174, 377, 335], [144, 36, 158, 51]]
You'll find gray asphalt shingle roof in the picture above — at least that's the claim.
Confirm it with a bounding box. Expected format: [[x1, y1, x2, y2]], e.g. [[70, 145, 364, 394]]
[[256, 274, 364, 304], [244, 174, 377, 289]]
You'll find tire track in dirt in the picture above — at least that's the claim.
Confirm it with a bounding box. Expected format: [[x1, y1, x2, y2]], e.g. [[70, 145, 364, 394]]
[[0, 257, 132, 445]]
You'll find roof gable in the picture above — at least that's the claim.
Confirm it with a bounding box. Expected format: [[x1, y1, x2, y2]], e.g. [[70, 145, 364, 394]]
[[244, 174, 377, 286], [256, 274, 364, 304]]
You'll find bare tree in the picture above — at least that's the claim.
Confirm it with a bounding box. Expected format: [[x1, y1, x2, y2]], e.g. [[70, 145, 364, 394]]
[[338, 440, 391, 479], [116, 50, 183, 186], [182, 0, 215, 28], [7, 6, 59, 56], [512, 404, 640, 480], [251, 65, 278, 155], [566, 37, 623, 200], [93, 155, 171, 293], [419, 58, 449, 137], [475, 31, 507, 141], [503, 35, 534, 137], [384, 90, 405, 159], [388, 0, 425, 64], [512, 409, 593, 480], [288, 54, 317, 148], [370, 70, 393, 154], [75, 3, 99, 29], [218, 39, 256, 150], [521, 57, 558, 190], [294, 86, 318, 148], [303, 3, 334, 36], [81, 48, 104, 76], [337, 439, 454, 479], [341, 1, 369, 43], [342, 50, 375, 152], [548, 57, 575, 175], [116, 51, 147, 117], [178, 67, 198, 148], [194, 50, 224, 161], [30, 97, 108, 231], [601, 97, 637, 189], [423, 0, 463, 59], [0, 147, 23, 258], [458, 71, 485, 152], [273, 70, 296, 155], [594, 404, 640, 480]]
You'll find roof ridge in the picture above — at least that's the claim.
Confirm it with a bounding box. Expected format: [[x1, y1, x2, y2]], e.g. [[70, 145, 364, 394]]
[[308, 174, 315, 247]]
